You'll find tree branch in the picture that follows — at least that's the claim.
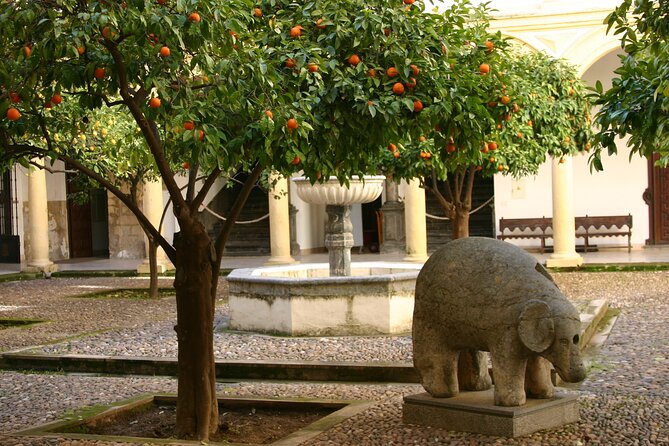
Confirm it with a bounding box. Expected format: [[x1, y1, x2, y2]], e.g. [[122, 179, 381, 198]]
[[102, 40, 186, 217], [191, 167, 223, 215]]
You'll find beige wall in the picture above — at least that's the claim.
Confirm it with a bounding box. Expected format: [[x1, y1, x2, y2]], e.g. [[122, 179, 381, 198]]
[[107, 188, 145, 259]]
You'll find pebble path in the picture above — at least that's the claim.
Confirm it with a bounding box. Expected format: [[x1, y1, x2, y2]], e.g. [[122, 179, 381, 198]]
[[0, 271, 666, 445]]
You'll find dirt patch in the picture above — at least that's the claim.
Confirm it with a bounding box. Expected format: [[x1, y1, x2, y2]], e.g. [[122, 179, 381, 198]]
[[68, 403, 333, 444]]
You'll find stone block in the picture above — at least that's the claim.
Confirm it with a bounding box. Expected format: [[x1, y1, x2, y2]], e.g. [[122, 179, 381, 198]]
[[402, 390, 580, 437]]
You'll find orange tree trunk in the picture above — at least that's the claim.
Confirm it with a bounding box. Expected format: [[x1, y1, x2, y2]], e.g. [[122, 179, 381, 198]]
[[173, 218, 219, 440], [451, 206, 470, 239]]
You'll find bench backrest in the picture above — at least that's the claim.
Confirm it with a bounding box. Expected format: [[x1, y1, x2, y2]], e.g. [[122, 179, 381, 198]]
[[575, 214, 633, 230], [499, 217, 552, 232]]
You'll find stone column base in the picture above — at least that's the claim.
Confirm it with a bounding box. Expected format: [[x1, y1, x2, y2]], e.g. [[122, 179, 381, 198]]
[[546, 254, 583, 268], [137, 260, 173, 274], [265, 256, 298, 266], [403, 253, 428, 263], [22, 262, 59, 275]]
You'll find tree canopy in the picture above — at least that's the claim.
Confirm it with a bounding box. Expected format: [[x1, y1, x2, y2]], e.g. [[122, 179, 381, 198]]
[[592, 0, 669, 168]]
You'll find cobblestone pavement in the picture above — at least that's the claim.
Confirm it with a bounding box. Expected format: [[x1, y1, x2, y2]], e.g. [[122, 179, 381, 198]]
[[0, 271, 667, 445]]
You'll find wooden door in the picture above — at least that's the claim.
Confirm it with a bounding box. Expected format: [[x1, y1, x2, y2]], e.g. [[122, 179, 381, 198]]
[[66, 178, 93, 258], [647, 156, 669, 244]]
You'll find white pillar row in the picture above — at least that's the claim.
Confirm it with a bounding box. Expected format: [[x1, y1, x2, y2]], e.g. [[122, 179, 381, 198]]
[[266, 174, 296, 265], [25, 159, 55, 271], [403, 179, 428, 263], [137, 178, 173, 273], [546, 156, 583, 268]]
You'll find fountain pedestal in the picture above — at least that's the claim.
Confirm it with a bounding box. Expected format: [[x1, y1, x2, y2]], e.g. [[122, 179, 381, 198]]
[[325, 205, 354, 276]]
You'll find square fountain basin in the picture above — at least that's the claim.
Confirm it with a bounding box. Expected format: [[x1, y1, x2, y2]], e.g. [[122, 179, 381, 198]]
[[226, 262, 421, 336]]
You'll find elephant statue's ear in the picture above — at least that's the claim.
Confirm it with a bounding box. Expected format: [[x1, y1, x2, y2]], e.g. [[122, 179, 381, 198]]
[[519, 300, 555, 353]]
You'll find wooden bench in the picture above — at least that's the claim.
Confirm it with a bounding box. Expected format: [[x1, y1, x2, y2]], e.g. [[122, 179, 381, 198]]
[[497, 214, 632, 253]]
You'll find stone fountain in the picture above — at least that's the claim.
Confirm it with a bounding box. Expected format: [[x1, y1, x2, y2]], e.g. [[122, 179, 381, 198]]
[[226, 176, 421, 336]]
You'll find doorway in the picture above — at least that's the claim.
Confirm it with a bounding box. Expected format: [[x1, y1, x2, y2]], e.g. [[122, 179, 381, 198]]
[[647, 156, 669, 244], [66, 176, 109, 258]]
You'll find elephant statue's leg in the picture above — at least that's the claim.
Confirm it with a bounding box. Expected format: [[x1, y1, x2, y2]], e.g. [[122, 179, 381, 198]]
[[491, 351, 528, 406], [414, 343, 459, 398], [458, 350, 493, 391], [525, 355, 555, 399]]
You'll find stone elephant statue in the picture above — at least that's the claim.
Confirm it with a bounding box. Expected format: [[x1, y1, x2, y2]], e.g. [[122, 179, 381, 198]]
[[412, 237, 586, 406]]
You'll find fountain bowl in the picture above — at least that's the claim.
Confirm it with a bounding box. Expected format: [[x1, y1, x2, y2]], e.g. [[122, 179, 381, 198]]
[[292, 175, 386, 205], [227, 262, 421, 336]]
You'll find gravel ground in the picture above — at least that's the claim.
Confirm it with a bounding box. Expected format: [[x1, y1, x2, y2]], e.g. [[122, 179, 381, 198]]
[[0, 271, 667, 445]]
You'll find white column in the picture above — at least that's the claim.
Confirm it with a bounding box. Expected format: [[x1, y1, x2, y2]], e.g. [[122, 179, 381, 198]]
[[546, 157, 583, 268], [25, 159, 55, 272], [403, 179, 428, 262], [137, 178, 173, 273], [266, 174, 296, 265]]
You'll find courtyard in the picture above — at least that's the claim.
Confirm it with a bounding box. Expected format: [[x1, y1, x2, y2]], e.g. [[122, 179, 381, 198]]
[[0, 250, 666, 445]]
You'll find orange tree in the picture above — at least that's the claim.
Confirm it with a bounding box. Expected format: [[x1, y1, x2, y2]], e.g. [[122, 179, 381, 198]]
[[592, 0, 669, 168], [379, 38, 594, 238], [0, 0, 470, 440]]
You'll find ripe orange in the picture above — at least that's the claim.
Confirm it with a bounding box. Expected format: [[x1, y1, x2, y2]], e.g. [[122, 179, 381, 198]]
[[184, 121, 195, 131], [23, 46, 31, 58], [419, 135, 427, 142], [512, 103, 519, 113], [386, 67, 398, 78], [446, 143, 456, 153], [489, 156, 496, 163], [393, 151, 400, 158], [6, 108, 20, 121], [503, 113, 511, 122], [404, 0, 415, 4], [157, 0, 166, 4], [290, 155, 301, 165], [308, 63, 319, 72], [290, 26, 302, 38], [287, 118, 298, 131], [160, 46, 170, 57], [253, 7, 262, 17], [420, 151, 431, 159], [316, 18, 326, 29], [410, 64, 420, 76], [413, 99, 423, 112], [498, 165, 505, 172], [487, 101, 497, 108], [479, 63, 490, 74], [406, 77, 417, 89], [188, 12, 201, 22], [182, 161, 190, 169], [392, 82, 404, 95], [367, 68, 377, 78], [264, 110, 273, 120], [388, 143, 397, 153], [484, 40, 494, 52], [94, 67, 106, 79], [481, 143, 489, 153], [348, 54, 361, 66], [9, 92, 20, 103], [500, 95, 511, 105], [528, 120, 533, 127], [77, 46, 86, 55], [476, 165, 483, 171], [51, 94, 62, 105], [517, 131, 523, 139], [149, 97, 161, 108], [568, 87, 574, 96], [102, 26, 112, 39], [198, 129, 205, 141], [488, 141, 498, 151], [285, 58, 296, 68]]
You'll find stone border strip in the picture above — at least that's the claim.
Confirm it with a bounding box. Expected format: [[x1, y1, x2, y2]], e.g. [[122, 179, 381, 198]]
[[13, 393, 375, 446]]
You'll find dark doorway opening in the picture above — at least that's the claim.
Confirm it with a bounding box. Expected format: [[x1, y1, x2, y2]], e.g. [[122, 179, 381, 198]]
[[646, 156, 669, 244], [66, 174, 109, 258], [0, 170, 19, 263], [361, 196, 383, 253]]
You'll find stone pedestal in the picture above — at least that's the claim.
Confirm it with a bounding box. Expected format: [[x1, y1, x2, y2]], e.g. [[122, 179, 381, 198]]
[[403, 390, 580, 438], [289, 204, 301, 256], [325, 205, 354, 276], [380, 180, 405, 254]]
